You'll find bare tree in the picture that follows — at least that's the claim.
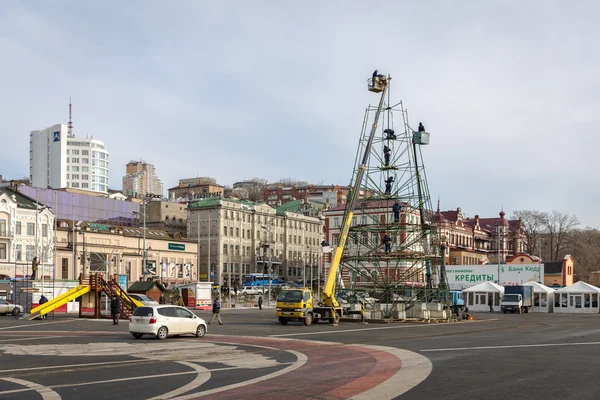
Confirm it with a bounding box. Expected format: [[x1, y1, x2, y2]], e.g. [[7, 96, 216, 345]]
[[274, 177, 309, 188], [510, 209, 546, 256], [563, 228, 600, 281], [244, 177, 268, 202], [543, 210, 579, 261]]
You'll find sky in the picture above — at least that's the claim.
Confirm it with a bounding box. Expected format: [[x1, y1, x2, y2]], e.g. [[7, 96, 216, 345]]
[[1, 1, 599, 227]]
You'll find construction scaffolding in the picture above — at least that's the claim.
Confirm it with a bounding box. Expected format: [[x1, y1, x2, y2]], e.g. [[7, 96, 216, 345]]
[[340, 75, 450, 320]]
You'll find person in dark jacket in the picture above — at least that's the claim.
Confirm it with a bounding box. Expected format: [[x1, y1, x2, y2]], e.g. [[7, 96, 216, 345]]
[[392, 201, 400, 223], [382, 234, 392, 254], [39, 295, 48, 319], [383, 145, 391, 167], [258, 294, 263, 310], [110, 296, 120, 325], [385, 176, 394, 195], [208, 298, 223, 325]]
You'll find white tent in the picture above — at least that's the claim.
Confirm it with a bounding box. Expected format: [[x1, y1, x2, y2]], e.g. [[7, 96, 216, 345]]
[[554, 281, 600, 313], [462, 281, 504, 312], [523, 281, 555, 313]]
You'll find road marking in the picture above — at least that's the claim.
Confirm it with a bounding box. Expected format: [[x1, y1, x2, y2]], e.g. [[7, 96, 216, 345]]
[[269, 318, 498, 337], [0, 365, 251, 397], [0, 335, 58, 343], [148, 361, 211, 400], [0, 319, 76, 330], [349, 345, 432, 400], [0, 359, 148, 374], [170, 350, 308, 399], [1, 377, 62, 400], [422, 341, 600, 352]]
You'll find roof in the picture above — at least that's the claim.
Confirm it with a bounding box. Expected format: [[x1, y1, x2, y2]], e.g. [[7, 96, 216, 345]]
[[523, 281, 556, 293], [168, 183, 224, 191], [128, 281, 164, 292], [555, 281, 600, 294], [543, 261, 563, 275], [0, 187, 43, 210], [275, 199, 303, 214], [462, 281, 505, 293]]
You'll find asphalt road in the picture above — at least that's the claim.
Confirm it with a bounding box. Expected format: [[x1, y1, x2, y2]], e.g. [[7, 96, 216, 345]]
[[0, 309, 599, 399]]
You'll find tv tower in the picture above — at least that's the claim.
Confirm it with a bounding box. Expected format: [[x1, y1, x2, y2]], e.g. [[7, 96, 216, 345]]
[[68, 98, 74, 138]]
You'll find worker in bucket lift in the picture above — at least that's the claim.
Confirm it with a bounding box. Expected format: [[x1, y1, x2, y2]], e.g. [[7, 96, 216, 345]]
[[382, 233, 392, 254], [384, 128, 396, 140], [418, 122, 425, 132], [383, 145, 391, 166], [384, 176, 394, 195]]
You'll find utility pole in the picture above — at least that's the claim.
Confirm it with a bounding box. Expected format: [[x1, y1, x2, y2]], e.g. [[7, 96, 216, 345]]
[[142, 199, 147, 281], [497, 225, 501, 284], [197, 213, 200, 281], [208, 212, 211, 283]]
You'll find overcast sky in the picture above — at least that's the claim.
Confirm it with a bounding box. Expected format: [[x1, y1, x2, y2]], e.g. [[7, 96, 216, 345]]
[[1, 1, 599, 227]]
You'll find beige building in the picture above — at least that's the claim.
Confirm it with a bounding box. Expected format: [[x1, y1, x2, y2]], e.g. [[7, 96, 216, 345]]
[[168, 177, 224, 203], [123, 160, 164, 199], [144, 201, 188, 236], [188, 197, 323, 286], [54, 221, 197, 286]]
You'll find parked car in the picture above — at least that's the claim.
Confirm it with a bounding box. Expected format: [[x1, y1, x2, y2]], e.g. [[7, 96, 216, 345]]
[[0, 299, 23, 316], [129, 305, 207, 340], [127, 293, 159, 306], [240, 286, 266, 296]]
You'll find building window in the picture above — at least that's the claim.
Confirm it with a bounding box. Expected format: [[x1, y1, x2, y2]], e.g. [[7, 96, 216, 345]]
[[223, 244, 228, 255], [0, 219, 6, 236], [334, 217, 340, 228], [42, 224, 48, 237], [0, 243, 6, 259], [62, 258, 69, 279], [27, 223, 35, 235], [15, 221, 21, 235], [15, 244, 22, 260], [26, 245, 34, 261], [223, 226, 227, 236], [229, 227, 233, 236]]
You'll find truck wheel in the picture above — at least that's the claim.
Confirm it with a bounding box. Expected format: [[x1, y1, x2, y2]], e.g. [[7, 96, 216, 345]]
[[503, 310, 506, 314], [524, 307, 529, 314], [313, 318, 320, 324], [517, 308, 522, 314], [304, 313, 313, 326], [279, 318, 288, 325]]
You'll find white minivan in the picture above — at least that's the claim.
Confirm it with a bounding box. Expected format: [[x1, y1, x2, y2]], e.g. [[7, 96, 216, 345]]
[[129, 305, 207, 340]]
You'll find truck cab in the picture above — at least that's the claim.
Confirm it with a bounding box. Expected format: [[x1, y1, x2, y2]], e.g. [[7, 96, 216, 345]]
[[276, 288, 313, 325], [501, 293, 524, 313], [501, 285, 533, 314]]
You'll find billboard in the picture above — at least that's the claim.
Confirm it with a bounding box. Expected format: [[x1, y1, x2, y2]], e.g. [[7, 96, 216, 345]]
[[444, 264, 544, 290]]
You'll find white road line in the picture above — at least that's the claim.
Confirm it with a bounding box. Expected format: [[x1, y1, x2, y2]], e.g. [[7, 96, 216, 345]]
[[0, 365, 247, 397], [0, 359, 148, 374], [170, 350, 308, 399], [349, 345, 433, 400], [421, 341, 600, 352], [1, 377, 62, 400], [148, 361, 211, 400], [0, 319, 76, 330], [269, 318, 498, 337], [0, 335, 58, 343]]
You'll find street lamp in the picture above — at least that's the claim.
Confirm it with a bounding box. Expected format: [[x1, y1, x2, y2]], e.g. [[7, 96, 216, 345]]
[[261, 224, 273, 308], [135, 194, 161, 281]]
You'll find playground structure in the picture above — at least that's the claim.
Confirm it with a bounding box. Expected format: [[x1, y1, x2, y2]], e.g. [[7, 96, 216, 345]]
[[22, 273, 143, 320], [339, 73, 451, 320]]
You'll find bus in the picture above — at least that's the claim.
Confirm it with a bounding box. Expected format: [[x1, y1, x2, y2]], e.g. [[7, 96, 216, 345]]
[[243, 273, 280, 287]]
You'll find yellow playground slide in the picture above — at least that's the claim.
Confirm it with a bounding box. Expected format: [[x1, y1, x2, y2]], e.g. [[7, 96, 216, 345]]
[[23, 285, 91, 320]]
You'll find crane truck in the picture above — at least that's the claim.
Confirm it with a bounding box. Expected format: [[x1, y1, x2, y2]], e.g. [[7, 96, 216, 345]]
[[275, 72, 390, 325]]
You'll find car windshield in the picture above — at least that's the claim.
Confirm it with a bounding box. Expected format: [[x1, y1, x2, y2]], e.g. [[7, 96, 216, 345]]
[[278, 290, 303, 302], [502, 294, 520, 302]]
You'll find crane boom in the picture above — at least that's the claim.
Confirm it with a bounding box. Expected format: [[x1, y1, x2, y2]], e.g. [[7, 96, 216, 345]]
[[321, 75, 389, 307]]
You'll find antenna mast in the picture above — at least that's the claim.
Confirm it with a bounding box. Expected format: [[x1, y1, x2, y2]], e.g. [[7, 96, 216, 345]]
[[68, 98, 74, 138]]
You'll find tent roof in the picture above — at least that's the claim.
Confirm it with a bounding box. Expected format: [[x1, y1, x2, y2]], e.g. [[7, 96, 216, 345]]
[[462, 281, 505, 293], [555, 281, 600, 293], [523, 281, 556, 293]]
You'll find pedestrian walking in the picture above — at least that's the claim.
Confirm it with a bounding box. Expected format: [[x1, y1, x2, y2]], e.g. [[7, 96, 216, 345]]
[[208, 298, 223, 325], [488, 295, 494, 312], [258, 294, 263, 310], [110, 295, 121, 325], [39, 294, 48, 319]]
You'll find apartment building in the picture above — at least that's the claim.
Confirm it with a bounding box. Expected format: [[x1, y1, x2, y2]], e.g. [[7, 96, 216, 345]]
[[188, 197, 323, 286], [123, 160, 164, 199]]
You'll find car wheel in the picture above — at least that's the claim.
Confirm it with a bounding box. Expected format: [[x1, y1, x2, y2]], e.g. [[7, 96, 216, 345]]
[[12, 307, 21, 316], [131, 333, 143, 339], [196, 324, 206, 338], [279, 317, 288, 325], [304, 313, 313, 326], [156, 326, 168, 340], [0, 313, 6, 316]]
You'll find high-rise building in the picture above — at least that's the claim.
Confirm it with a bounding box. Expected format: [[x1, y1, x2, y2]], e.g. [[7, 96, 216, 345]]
[[122, 160, 164, 199], [29, 124, 110, 193]]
